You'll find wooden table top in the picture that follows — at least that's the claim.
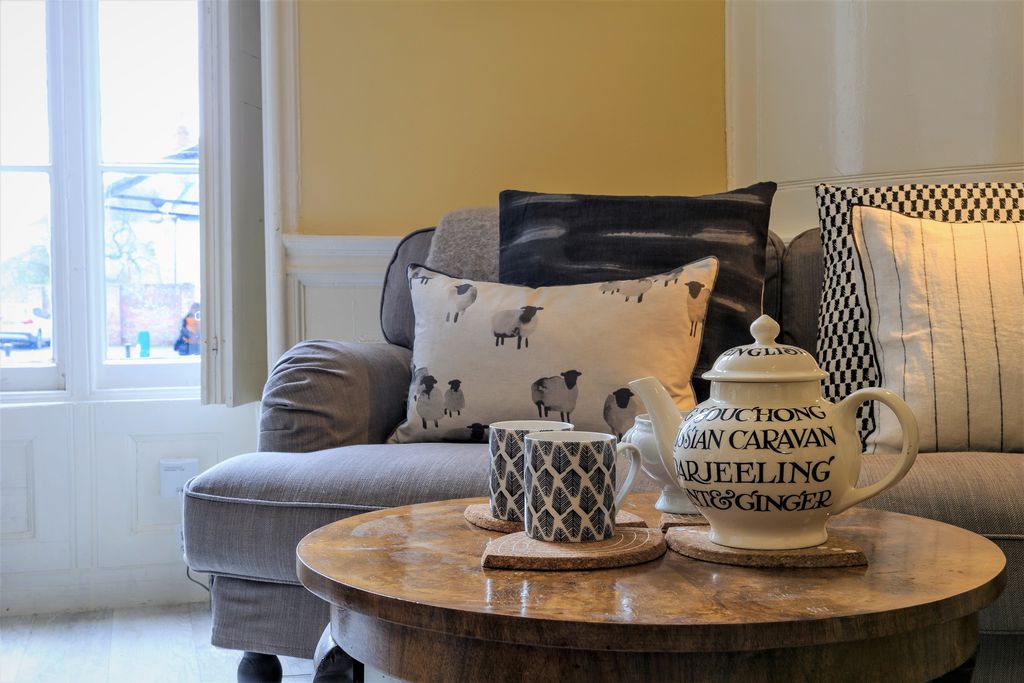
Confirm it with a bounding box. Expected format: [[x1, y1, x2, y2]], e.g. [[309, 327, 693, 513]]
[[296, 493, 1006, 653]]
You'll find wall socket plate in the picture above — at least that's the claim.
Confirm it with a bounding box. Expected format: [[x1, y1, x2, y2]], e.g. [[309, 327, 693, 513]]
[[160, 458, 199, 498]]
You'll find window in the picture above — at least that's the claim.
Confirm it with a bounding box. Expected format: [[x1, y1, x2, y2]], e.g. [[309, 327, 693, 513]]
[[1, 0, 202, 394], [0, 2, 53, 376]]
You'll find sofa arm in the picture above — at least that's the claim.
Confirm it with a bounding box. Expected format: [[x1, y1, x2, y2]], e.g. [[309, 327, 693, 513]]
[[258, 340, 412, 452]]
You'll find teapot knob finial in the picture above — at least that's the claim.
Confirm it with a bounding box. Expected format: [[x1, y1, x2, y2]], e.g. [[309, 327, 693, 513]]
[[750, 315, 780, 346]]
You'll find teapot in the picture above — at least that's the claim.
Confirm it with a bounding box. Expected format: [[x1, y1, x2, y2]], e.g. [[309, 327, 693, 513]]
[[630, 315, 919, 550]]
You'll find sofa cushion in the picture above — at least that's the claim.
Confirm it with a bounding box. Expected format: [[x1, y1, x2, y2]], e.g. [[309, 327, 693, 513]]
[[814, 182, 1024, 446], [184, 442, 660, 585], [779, 228, 822, 354], [861, 451, 1023, 632], [498, 184, 777, 400], [381, 221, 792, 366], [851, 207, 1023, 453], [392, 259, 718, 442], [425, 207, 500, 282], [184, 444, 491, 583]]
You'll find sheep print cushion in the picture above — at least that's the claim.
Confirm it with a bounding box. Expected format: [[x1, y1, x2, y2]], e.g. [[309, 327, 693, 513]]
[[389, 259, 719, 444]]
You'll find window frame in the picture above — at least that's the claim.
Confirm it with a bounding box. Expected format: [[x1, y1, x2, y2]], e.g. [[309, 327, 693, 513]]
[[1, 0, 207, 400]]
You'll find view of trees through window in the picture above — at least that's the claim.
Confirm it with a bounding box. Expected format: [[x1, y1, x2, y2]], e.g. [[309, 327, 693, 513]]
[[99, 0, 200, 362], [0, 0, 200, 371]]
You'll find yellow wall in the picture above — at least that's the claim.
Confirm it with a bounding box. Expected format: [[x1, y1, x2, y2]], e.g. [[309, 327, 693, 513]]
[[297, 0, 725, 235]]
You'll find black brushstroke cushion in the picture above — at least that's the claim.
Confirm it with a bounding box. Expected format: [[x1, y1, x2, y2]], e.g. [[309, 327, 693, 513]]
[[498, 183, 777, 398]]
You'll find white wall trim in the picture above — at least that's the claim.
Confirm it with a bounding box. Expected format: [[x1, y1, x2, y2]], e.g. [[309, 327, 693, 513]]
[[773, 162, 1024, 191], [199, 0, 229, 405], [1, 564, 212, 616], [724, 0, 756, 190], [260, 0, 300, 367], [283, 234, 400, 269]]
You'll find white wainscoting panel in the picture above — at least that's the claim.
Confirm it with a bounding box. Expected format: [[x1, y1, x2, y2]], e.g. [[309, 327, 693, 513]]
[[1, 440, 34, 539], [92, 400, 258, 570], [0, 405, 75, 575], [1, 399, 258, 615], [283, 234, 401, 347], [727, 0, 1024, 239]]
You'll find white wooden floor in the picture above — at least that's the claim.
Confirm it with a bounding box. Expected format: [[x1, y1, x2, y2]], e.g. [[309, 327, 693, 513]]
[[0, 603, 315, 683]]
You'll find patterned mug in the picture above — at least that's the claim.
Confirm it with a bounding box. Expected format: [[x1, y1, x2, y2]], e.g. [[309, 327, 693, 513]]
[[523, 431, 640, 542], [489, 420, 574, 522]]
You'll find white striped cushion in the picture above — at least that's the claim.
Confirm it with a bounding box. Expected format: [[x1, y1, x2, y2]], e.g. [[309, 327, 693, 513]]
[[851, 206, 1023, 453]]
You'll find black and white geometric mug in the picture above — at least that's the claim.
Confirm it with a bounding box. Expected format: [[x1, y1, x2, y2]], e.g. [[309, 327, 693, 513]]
[[489, 420, 573, 522], [523, 431, 640, 543]]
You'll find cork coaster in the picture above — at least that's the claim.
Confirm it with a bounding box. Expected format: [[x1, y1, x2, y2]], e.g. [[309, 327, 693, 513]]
[[614, 510, 648, 528], [464, 504, 648, 534], [482, 528, 667, 570], [665, 527, 867, 568], [464, 504, 521, 533], [659, 512, 709, 532]]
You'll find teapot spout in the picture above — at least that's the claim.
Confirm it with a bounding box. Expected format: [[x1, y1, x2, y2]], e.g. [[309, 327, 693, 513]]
[[628, 377, 683, 480]]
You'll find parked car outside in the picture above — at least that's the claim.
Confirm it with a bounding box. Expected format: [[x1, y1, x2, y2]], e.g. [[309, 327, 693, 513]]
[[0, 304, 52, 348]]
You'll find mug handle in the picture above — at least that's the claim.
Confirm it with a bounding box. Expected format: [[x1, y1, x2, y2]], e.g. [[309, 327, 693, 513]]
[[831, 388, 919, 515], [614, 443, 642, 508]]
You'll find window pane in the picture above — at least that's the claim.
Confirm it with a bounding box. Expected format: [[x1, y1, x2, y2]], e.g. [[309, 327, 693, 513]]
[[98, 1, 199, 164], [0, 172, 53, 366], [0, 0, 49, 164], [103, 171, 200, 361]]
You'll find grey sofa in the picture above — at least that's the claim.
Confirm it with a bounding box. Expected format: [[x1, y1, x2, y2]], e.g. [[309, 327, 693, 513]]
[[183, 226, 1021, 681]]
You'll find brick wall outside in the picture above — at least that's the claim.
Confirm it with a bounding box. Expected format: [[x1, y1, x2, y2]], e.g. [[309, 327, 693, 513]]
[[106, 284, 197, 348]]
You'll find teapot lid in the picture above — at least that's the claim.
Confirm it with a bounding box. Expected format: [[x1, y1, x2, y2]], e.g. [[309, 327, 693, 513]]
[[702, 315, 828, 383]]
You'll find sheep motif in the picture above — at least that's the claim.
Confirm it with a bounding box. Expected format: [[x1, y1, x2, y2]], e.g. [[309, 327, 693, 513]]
[[685, 280, 711, 337], [492, 305, 544, 350], [416, 375, 445, 429], [599, 281, 621, 295], [445, 283, 477, 323], [408, 267, 433, 288], [617, 278, 653, 304], [444, 379, 465, 417], [465, 423, 489, 442], [531, 370, 582, 422], [662, 265, 687, 287], [603, 387, 639, 439]]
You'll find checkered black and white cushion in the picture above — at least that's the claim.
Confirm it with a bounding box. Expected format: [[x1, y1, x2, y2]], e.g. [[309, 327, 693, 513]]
[[815, 182, 1024, 445]]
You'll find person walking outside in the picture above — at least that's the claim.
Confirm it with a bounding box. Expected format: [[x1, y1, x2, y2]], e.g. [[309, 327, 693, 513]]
[[174, 302, 201, 355]]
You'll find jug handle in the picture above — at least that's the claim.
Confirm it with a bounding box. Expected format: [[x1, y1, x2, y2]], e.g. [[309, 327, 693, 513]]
[[614, 443, 642, 509], [831, 388, 919, 515]]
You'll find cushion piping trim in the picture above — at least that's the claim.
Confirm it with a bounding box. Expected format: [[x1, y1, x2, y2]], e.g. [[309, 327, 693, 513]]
[[207, 569, 303, 586], [185, 489, 387, 511]]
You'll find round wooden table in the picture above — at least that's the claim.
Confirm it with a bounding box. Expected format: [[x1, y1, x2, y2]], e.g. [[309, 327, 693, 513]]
[[296, 494, 1005, 683]]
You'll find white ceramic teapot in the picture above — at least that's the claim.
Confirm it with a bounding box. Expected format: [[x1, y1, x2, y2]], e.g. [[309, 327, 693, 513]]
[[630, 315, 919, 550]]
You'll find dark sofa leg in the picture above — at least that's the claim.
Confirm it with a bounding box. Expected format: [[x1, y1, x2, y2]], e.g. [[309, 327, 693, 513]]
[[237, 651, 283, 683], [313, 624, 359, 682]]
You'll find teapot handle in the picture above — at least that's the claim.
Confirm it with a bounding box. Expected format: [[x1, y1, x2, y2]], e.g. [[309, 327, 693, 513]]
[[832, 388, 919, 515]]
